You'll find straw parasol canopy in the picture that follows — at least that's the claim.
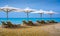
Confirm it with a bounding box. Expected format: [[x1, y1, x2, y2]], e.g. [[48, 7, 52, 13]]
[[0, 5, 22, 21], [32, 9, 45, 19], [23, 7, 36, 21], [45, 10, 56, 19]]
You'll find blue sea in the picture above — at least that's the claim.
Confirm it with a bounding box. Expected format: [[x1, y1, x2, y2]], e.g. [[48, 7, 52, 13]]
[[0, 18, 60, 24]]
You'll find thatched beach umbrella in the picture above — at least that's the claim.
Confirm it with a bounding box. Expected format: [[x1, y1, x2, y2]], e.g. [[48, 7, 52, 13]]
[[32, 9, 45, 20], [0, 5, 21, 21], [23, 7, 35, 21], [45, 10, 56, 20]]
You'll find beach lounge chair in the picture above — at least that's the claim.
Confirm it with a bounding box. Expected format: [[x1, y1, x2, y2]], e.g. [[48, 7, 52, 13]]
[[40, 20, 46, 24], [28, 21, 37, 26], [22, 20, 37, 26], [22, 20, 28, 26], [1, 21, 8, 28], [22, 20, 28, 24], [7, 21, 14, 28], [36, 20, 46, 24], [7, 21, 21, 28], [46, 20, 58, 23], [36, 20, 41, 23], [28, 21, 34, 26]]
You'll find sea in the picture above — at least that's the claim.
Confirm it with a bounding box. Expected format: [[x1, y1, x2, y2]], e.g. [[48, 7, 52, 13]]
[[0, 18, 60, 25]]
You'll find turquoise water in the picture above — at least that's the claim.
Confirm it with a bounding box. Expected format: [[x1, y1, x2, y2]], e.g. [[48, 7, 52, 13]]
[[0, 18, 60, 24]]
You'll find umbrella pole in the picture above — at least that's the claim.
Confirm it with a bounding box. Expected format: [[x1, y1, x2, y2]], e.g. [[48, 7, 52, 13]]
[[27, 12, 29, 21], [6, 11, 8, 21], [50, 14, 52, 20], [40, 13, 43, 20]]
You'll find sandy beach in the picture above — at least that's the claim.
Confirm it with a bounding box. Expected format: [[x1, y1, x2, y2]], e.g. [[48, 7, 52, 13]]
[[0, 23, 60, 36]]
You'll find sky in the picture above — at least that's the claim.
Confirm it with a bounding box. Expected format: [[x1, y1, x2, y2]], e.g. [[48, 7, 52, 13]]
[[0, 0, 60, 18]]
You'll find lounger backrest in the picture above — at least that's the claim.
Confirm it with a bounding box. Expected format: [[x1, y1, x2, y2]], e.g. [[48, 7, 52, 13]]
[[1, 21, 7, 25]]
